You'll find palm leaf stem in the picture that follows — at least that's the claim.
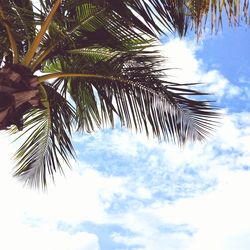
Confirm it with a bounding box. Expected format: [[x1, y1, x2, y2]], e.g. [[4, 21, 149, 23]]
[[22, 0, 61, 67], [31, 46, 55, 71], [0, 6, 19, 63], [38, 72, 124, 83]]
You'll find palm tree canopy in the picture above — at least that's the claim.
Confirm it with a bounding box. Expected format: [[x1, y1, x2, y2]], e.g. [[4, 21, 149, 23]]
[[0, 0, 246, 187]]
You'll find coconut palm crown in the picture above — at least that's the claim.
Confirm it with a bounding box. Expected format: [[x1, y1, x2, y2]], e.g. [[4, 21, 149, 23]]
[[1, 0, 247, 188]]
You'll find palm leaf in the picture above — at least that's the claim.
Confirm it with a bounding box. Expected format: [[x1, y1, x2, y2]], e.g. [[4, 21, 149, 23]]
[[0, 0, 39, 61], [43, 51, 219, 144], [13, 85, 75, 188], [185, 0, 249, 35], [31, 2, 147, 70], [66, 47, 119, 62]]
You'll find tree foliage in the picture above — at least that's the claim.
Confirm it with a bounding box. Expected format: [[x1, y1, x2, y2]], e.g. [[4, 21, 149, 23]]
[[1, 0, 246, 187]]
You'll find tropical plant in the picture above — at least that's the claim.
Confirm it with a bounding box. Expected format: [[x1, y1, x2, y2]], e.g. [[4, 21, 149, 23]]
[[0, 0, 247, 188]]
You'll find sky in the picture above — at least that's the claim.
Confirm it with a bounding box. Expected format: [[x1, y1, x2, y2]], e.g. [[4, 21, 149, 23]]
[[1, 17, 250, 250]]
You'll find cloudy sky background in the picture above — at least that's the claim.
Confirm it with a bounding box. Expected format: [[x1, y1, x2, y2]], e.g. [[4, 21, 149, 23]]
[[0, 22, 250, 249]]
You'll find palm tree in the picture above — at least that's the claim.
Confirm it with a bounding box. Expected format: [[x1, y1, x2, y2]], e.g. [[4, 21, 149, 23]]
[[1, 0, 245, 188]]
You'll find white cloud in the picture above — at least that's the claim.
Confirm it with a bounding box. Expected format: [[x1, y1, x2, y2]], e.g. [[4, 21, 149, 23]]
[[50, 109, 250, 250], [3, 226, 99, 250], [84, 111, 249, 250], [161, 38, 202, 83], [161, 38, 241, 100]]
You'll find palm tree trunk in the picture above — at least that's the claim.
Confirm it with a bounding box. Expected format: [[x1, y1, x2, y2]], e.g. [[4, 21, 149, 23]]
[[0, 64, 41, 130]]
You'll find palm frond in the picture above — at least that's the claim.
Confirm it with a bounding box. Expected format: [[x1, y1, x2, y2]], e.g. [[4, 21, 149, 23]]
[[8, 0, 36, 48], [186, 0, 249, 35], [42, 51, 219, 144], [31, 2, 148, 70], [0, 6, 19, 63], [13, 84, 75, 188], [0, 0, 38, 60], [66, 47, 119, 62], [22, 0, 61, 66], [126, 0, 190, 36]]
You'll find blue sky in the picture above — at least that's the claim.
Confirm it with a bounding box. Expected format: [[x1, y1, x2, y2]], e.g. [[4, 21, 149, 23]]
[[0, 18, 250, 250]]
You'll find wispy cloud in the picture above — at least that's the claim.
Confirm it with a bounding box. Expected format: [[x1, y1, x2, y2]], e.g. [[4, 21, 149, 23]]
[[239, 76, 250, 84], [161, 38, 242, 101]]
